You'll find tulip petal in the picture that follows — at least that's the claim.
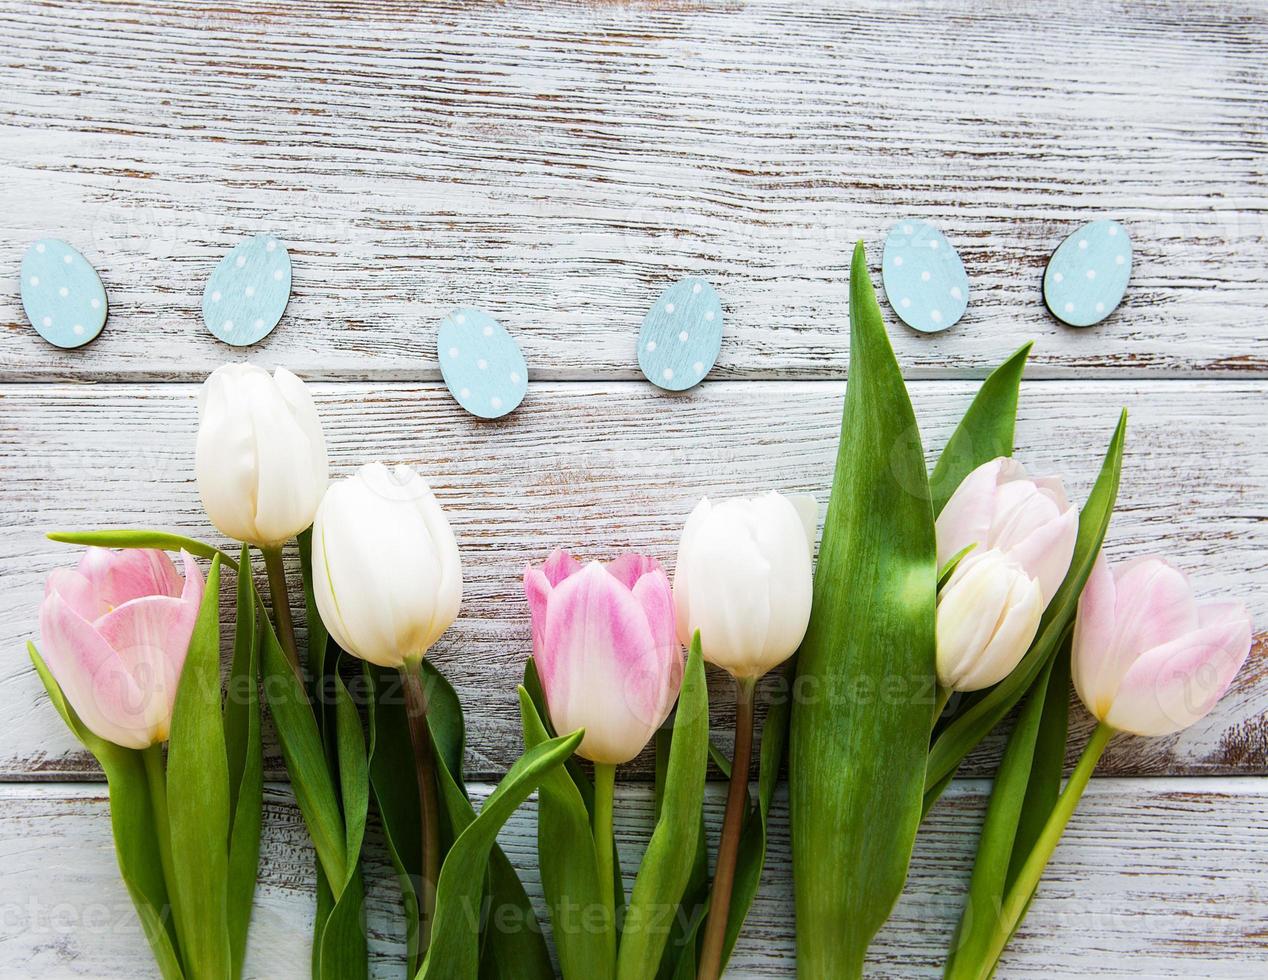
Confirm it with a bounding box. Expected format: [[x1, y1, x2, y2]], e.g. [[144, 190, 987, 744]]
[[1072, 553, 1120, 718], [787, 492, 820, 553], [682, 517, 772, 675], [524, 565, 553, 653], [631, 567, 682, 718], [251, 370, 326, 546], [1003, 503, 1078, 607], [196, 365, 269, 544], [606, 553, 664, 591], [45, 567, 103, 622], [935, 457, 1006, 568], [952, 573, 1042, 692], [78, 547, 184, 606], [542, 548, 582, 586], [1107, 602, 1252, 736]]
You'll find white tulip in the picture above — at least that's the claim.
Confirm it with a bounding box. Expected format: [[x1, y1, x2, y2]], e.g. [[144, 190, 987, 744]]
[[195, 364, 328, 547], [312, 463, 463, 669], [673, 491, 817, 679], [936, 549, 1044, 692]]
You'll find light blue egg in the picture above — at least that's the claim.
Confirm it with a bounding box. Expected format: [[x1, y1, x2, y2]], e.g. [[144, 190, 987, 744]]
[[1044, 220, 1131, 327], [637, 278, 722, 391], [202, 235, 291, 346], [438, 309, 528, 420], [20, 240, 108, 349], [881, 219, 969, 333]]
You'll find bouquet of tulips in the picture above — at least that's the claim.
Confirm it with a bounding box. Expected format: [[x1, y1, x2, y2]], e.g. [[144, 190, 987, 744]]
[[26, 244, 1251, 980]]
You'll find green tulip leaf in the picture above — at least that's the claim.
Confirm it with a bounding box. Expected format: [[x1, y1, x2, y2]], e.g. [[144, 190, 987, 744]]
[[523, 658, 596, 814], [29, 643, 186, 980], [417, 728, 584, 980], [925, 410, 1127, 804], [224, 547, 263, 980], [167, 556, 233, 977], [520, 686, 615, 980], [46, 529, 238, 570], [789, 242, 938, 978], [616, 634, 709, 980]]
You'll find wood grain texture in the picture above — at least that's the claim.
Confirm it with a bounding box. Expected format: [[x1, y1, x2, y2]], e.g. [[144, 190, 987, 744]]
[[1, 0, 1266, 381], [1, 778, 1264, 978], [3, 379, 1263, 779]]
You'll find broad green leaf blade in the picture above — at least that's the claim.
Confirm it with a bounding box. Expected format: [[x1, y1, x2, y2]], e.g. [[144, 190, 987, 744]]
[[316, 866, 369, 980], [943, 656, 1057, 978], [297, 527, 330, 682], [524, 658, 595, 813], [925, 410, 1127, 799], [519, 687, 615, 980], [225, 548, 263, 980], [334, 671, 369, 887], [789, 242, 937, 978], [167, 556, 233, 977], [418, 729, 584, 980], [616, 635, 708, 980], [260, 618, 348, 889], [653, 724, 709, 980], [929, 342, 1031, 515], [29, 644, 186, 980], [46, 529, 238, 569]]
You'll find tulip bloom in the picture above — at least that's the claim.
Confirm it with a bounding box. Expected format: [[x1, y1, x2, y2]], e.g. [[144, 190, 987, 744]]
[[673, 492, 817, 679], [524, 550, 681, 766], [312, 462, 463, 669], [195, 363, 328, 548], [39, 548, 204, 749], [934, 457, 1078, 692], [1072, 554, 1252, 736]]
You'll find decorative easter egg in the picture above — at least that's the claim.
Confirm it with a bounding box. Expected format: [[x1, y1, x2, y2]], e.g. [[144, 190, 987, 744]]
[[438, 308, 528, 420], [637, 277, 723, 391], [202, 235, 291, 346], [20, 240, 108, 349], [1044, 220, 1132, 327], [881, 219, 969, 333]]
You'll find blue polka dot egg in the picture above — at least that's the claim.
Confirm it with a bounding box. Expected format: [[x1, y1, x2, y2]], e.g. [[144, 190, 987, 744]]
[[1044, 220, 1131, 327], [20, 240, 108, 349], [881, 220, 969, 333], [637, 277, 723, 391], [438, 308, 528, 420], [202, 235, 292, 346]]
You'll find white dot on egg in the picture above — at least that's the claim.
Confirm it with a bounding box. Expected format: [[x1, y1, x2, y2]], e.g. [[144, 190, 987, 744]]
[[679, 331, 689, 342], [1115, 255, 1125, 265], [211, 290, 222, 302], [254, 318, 264, 329], [1064, 302, 1074, 313], [1095, 302, 1105, 312], [950, 286, 963, 300], [510, 371, 521, 384], [28, 276, 38, 287], [236, 255, 246, 268], [90, 298, 101, 309], [35, 243, 45, 253], [920, 271, 931, 282], [662, 368, 674, 381], [483, 325, 493, 337], [692, 283, 702, 294], [1053, 272, 1064, 284], [223, 319, 234, 331], [1078, 239, 1088, 250], [704, 310, 715, 321], [266, 239, 278, 251], [900, 297, 911, 309], [41, 316, 52, 327], [448, 347, 460, 359], [693, 361, 704, 373], [477, 359, 488, 370], [903, 224, 913, 235], [245, 286, 255, 297], [893, 255, 904, 267], [930, 309, 943, 323], [73, 324, 84, 336], [1087, 269, 1096, 280], [646, 341, 657, 352], [491, 396, 503, 410], [930, 240, 940, 250], [58, 287, 69, 298], [665, 303, 675, 314], [272, 269, 283, 281], [1108, 226, 1118, 237], [460, 387, 470, 398], [455, 314, 466, 324], [63, 254, 73, 265]]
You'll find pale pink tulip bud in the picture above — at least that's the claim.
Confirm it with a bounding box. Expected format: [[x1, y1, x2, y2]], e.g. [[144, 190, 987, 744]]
[[524, 550, 682, 765], [1072, 555, 1252, 736], [39, 548, 205, 749]]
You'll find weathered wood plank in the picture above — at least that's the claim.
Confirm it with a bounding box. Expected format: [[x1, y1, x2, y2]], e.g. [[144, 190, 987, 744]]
[[1, 778, 1264, 977], [1, 0, 1265, 381], [2, 379, 1263, 778]]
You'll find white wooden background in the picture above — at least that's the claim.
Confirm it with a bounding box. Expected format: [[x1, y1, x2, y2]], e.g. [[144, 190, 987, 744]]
[[1, 1, 1265, 976]]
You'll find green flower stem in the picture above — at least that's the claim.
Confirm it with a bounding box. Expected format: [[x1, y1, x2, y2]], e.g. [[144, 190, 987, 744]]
[[933, 684, 953, 727], [697, 675, 757, 980], [593, 761, 618, 936], [402, 664, 443, 952], [261, 545, 301, 674], [141, 743, 184, 943], [971, 722, 1115, 980]]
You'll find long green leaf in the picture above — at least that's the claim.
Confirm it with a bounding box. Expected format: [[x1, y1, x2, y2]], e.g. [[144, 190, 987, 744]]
[[315, 866, 369, 980], [616, 634, 708, 980], [925, 410, 1127, 801], [167, 556, 233, 977], [653, 723, 709, 980], [29, 643, 185, 980], [224, 547, 263, 980], [929, 342, 1031, 516], [46, 529, 238, 570], [418, 729, 584, 980], [520, 687, 615, 980], [789, 241, 938, 978]]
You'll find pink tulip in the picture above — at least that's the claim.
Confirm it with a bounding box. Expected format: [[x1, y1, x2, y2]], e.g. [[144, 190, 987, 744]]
[[39, 548, 205, 749], [1072, 554, 1253, 736], [524, 549, 682, 765]]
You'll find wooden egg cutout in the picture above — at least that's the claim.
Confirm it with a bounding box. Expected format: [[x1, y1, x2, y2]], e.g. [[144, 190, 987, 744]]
[[438, 308, 528, 420], [637, 277, 723, 391], [203, 234, 292, 346], [20, 240, 108, 349], [1044, 220, 1132, 327], [881, 219, 969, 333]]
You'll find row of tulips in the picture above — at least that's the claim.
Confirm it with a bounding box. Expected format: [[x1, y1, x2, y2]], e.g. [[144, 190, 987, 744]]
[[30, 245, 1252, 979]]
